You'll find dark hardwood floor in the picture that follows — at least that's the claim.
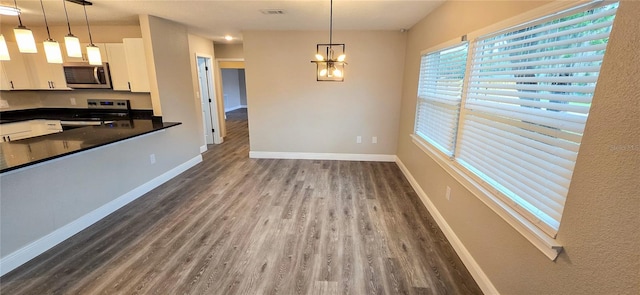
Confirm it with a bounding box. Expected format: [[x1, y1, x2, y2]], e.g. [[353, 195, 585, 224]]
[[0, 108, 482, 294]]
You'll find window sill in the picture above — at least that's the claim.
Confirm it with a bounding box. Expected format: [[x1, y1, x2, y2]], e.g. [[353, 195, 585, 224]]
[[411, 134, 563, 260]]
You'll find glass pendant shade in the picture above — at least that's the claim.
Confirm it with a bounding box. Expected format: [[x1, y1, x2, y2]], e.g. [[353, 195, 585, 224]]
[[87, 45, 102, 65], [44, 40, 63, 64], [64, 35, 82, 58], [0, 34, 10, 60], [0, 5, 20, 16], [14, 26, 37, 53]]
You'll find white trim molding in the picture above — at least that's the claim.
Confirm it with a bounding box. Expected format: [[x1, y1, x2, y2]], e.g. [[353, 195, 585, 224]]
[[410, 135, 562, 260], [395, 156, 499, 295], [249, 151, 395, 162], [0, 155, 203, 276], [200, 145, 208, 154]]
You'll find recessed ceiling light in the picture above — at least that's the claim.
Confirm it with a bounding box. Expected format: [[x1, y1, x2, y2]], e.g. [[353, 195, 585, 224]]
[[0, 5, 20, 16], [224, 35, 233, 41]]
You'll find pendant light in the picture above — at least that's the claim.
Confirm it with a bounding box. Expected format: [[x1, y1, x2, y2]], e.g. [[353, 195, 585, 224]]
[[39, 0, 63, 63], [63, 0, 82, 58], [0, 35, 10, 60], [310, 0, 346, 82], [0, 4, 20, 15], [12, 0, 37, 53], [82, 2, 101, 65]]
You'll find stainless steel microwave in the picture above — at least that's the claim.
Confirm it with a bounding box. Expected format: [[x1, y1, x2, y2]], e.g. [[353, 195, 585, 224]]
[[63, 63, 112, 89]]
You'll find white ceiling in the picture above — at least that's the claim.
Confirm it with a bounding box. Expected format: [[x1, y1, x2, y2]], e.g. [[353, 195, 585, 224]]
[[0, 0, 444, 43]]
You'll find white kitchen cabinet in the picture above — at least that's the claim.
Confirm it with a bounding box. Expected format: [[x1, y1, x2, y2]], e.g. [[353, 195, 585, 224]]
[[0, 120, 62, 142], [1, 42, 69, 90], [0, 42, 32, 90], [105, 43, 131, 91], [0, 121, 33, 142], [0, 62, 11, 90], [30, 120, 63, 137], [23, 44, 70, 90], [123, 38, 151, 92]]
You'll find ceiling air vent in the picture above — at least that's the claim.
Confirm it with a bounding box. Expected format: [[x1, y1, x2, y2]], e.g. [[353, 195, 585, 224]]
[[260, 9, 286, 15]]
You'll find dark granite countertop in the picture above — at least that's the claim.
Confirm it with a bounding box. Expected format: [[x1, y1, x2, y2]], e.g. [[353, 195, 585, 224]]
[[0, 108, 154, 124], [0, 119, 181, 173]]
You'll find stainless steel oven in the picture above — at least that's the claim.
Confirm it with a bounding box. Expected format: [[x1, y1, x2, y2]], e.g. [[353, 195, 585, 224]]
[[63, 63, 112, 89]]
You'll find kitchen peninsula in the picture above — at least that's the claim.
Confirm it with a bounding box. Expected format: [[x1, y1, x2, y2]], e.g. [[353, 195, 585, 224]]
[[0, 99, 180, 173], [0, 119, 180, 173]]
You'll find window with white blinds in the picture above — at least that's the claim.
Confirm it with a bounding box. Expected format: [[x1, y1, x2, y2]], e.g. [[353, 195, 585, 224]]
[[458, 1, 618, 236], [415, 43, 468, 156]]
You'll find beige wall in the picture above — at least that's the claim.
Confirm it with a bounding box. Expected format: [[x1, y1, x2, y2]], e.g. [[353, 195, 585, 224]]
[[213, 43, 244, 59], [1, 91, 152, 111], [140, 15, 201, 154], [396, 1, 639, 294], [243, 30, 406, 155]]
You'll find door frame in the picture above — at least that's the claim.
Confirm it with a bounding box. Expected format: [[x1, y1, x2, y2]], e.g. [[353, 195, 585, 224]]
[[214, 57, 245, 139], [195, 53, 222, 144]]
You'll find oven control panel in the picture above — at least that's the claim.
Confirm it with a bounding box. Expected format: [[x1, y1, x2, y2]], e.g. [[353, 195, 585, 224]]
[[87, 99, 130, 110]]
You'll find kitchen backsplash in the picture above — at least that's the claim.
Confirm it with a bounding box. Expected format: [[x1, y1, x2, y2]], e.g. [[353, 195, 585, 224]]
[[0, 90, 153, 111]]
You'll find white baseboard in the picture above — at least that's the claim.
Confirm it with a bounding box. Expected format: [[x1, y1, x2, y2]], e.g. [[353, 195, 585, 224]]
[[0, 155, 203, 277], [394, 156, 498, 295], [224, 105, 247, 112], [249, 151, 396, 162], [200, 145, 208, 153]]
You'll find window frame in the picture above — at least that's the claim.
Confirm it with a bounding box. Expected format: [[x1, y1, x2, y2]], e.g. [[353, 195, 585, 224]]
[[411, 0, 616, 260]]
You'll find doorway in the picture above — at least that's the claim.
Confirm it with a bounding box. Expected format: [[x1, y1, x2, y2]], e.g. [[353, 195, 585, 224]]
[[196, 55, 222, 144], [214, 58, 246, 138]]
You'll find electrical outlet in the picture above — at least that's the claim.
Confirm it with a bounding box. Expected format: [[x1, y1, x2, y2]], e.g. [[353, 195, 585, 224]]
[[69, 97, 76, 105], [356, 136, 362, 144], [149, 154, 156, 164], [372, 136, 378, 144], [445, 186, 451, 201]]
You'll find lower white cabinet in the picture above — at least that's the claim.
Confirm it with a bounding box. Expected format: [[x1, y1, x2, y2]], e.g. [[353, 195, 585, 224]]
[[0, 120, 63, 142]]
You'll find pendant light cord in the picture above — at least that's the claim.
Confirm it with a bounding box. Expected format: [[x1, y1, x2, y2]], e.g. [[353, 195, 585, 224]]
[[63, 0, 73, 34], [39, 0, 52, 39], [83, 3, 94, 44], [329, 0, 333, 46], [13, 0, 23, 26]]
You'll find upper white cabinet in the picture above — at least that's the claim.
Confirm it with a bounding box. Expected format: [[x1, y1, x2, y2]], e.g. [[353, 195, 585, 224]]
[[123, 38, 151, 93], [0, 42, 69, 90], [1, 40, 151, 93], [23, 44, 70, 90], [1, 43, 32, 90], [105, 43, 130, 91]]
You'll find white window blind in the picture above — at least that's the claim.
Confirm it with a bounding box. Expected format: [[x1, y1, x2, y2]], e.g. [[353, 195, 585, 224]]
[[457, 2, 618, 236], [416, 43, 468, 156]]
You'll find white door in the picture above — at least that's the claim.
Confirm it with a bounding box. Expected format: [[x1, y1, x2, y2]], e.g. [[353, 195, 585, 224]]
[[197, 56, 218, 145]]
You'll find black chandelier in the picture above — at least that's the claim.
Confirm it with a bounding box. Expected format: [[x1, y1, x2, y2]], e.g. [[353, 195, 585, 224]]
[[310, 0, 346, 82]]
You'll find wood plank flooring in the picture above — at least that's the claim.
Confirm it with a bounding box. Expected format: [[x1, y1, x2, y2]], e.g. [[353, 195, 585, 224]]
[[0, 108, 483, 294]]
